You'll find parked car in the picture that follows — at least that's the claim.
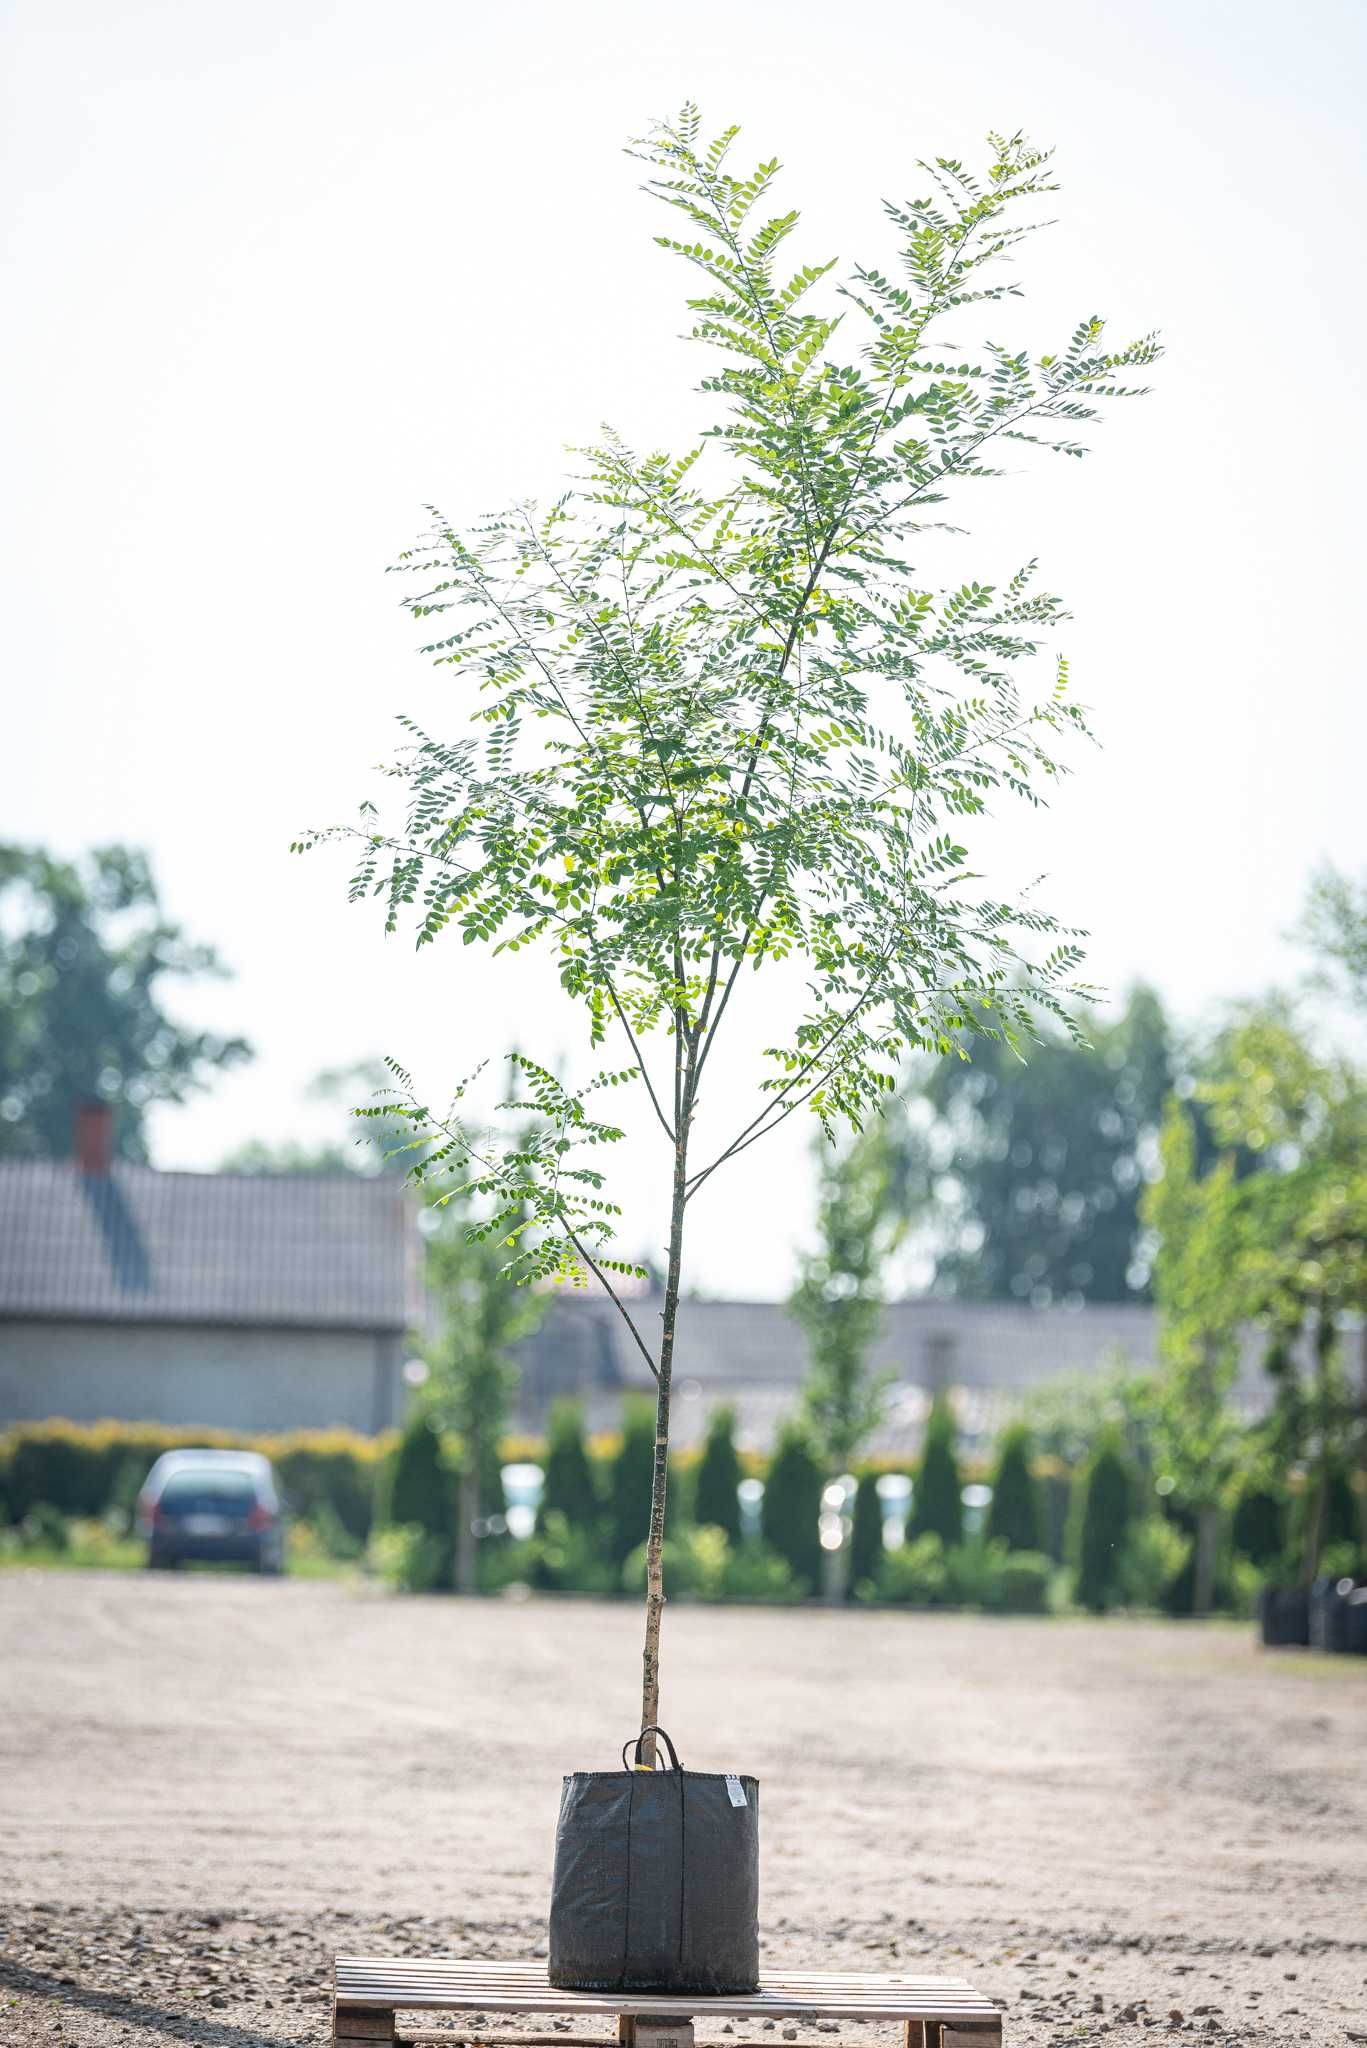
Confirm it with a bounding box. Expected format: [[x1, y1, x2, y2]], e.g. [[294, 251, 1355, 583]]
[[137, 1449, 284, 1575]]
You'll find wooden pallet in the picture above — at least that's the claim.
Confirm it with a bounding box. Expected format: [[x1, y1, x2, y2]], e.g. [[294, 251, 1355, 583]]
[[331, 1957, 1004, 2048]]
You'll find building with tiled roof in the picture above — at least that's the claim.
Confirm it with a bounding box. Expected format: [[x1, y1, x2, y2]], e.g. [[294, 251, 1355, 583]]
[[0, 1106, 423, 1433], [513, 1287, 1275, 1458], [0, 1105, 1276, 1449]]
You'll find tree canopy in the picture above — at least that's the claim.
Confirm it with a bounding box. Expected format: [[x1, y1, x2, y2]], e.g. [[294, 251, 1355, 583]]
[[791, 1119, 900, 1467], [311, 114, 1158, 1302], [0, 843, 250, 1161], [893, 983, 1173, 1304], [1143, 930, 1367, 1585], [307, 105, 1158, 1734]]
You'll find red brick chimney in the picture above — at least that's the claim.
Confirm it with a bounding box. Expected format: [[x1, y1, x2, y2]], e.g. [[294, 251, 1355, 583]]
[[74, 1099, 114, 1175]]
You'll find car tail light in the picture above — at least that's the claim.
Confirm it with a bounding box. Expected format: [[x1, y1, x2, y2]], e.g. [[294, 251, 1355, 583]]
[[246, 1504, 272, 1532]]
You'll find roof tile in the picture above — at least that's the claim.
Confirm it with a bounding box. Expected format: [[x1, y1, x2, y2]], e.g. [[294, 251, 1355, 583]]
[[0, 1162, 421, 1331]]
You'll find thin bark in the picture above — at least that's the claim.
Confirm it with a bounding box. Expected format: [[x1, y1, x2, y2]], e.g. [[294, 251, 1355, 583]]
[[639, 1022, 695, 1759]]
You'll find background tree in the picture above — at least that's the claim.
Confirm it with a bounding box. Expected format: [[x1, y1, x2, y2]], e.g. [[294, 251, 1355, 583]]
[[0, 843, 250, 1160], [1299, 862, 1367, 1009], [1020, 1365, 1158, 1562], [892, 985, 1172, 1304], [986, 1421, 1044, 1552], [1167, 980, 1367, 1584], [420, 1197, 544, 1591], [791, 1120, 900, 1468], [909, 1392, 963, 1548], [376, 1409, 455, 1588], [761, 1425, 823, 1592], [693, 1405, 743, 1542], [1283, 867, 1367, 1566], [1225, 1165, 1367, 1581], [1141, 1098, 1241, 1614], [1069, 1429, 1134, 1612], [313, 109, 1157, 1745]]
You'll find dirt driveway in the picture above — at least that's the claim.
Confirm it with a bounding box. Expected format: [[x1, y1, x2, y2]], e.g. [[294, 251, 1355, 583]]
[[1, 1571, 1364, 2048]]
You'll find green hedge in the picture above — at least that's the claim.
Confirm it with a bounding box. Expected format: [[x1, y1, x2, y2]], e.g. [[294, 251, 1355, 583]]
[[0, 1420, 393, 1540]]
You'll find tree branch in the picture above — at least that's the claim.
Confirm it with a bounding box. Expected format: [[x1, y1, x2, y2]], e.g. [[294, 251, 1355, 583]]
[[686, 935, 903, 1197], [566, 1230, 660, 1380], [604, 981, 676, 1144]]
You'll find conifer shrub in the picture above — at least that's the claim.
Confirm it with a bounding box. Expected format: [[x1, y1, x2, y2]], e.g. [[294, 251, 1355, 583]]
[[986, 1423, 1044, 1553], [909, 1394, 963, 1549], [1069, 1430, 1135, 1612], [537, 1401, 601, 1539], [376, 1409, 456, 1588], [693, 1405, 743, 1543], [760, 1424, 823, 1593]]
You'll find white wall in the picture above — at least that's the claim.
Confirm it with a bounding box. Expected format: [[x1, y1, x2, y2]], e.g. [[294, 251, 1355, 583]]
[[0, 1319, 404, 1434]]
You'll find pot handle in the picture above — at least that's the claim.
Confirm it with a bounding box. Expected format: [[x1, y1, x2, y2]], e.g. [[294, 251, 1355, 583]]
[[622, 1724, 682, 1771]]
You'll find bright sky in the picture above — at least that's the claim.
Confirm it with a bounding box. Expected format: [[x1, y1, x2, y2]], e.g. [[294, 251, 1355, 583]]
[[4, 0, 1364, 1299]]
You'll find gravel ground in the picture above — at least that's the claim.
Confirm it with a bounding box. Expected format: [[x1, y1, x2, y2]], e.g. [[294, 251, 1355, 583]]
[[1, 1571, 1364, 2048]]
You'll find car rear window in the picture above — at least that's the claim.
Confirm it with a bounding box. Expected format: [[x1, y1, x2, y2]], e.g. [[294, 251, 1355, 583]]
[[159, 1472, 258, 1516]]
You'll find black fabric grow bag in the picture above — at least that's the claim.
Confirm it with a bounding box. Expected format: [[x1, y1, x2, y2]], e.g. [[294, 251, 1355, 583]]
[[1346, 1588, 1367, 1657], [1310, 1575, 1356, 1652], [548, 1725, 759, 1994], [1258, 1585, 1310, 1647]]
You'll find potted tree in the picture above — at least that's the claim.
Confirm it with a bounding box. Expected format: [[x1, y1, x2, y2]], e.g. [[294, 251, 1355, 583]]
[[306, 103, 1158, 1987]]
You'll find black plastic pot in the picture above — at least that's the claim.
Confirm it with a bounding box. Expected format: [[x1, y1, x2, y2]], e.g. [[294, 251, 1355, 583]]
[[1258, 1585, 1310, 1647], [1309, 1575, 1356, 1653], [1346, 1588, 1367, 1657]]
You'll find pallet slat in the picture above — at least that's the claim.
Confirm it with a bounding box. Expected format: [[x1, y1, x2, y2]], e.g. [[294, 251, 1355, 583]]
[[336, 1984, 994, 2004], [337, 1964, 972, 1987], [336, 1965, 969, 1979], [336, 1982, 992, 1999], [334, 1982, 996, 1998], [338, 1986, 988, 1998], [332, 1959, 999, 2025]]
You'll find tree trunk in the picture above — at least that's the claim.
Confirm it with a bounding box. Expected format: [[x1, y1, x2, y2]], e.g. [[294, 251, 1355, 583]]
[[1301, 1308, 1336, 1588], [456, 1431, 479, 1596], [1357, 1324, 1367, 1565], [639, 1034, 693, 1763], [1192, 1502, 1219, 1617], [1300, 1472, 1327, 1589]]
